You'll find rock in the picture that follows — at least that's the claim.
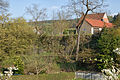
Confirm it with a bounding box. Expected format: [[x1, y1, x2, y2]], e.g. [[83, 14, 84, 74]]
[[28, 72, 35, 75], [101, 66, 120, 80]]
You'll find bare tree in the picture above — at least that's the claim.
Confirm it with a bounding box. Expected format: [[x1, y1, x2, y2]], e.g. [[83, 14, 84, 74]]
[[65, 0, 106, 61], [26, 4, 47, 34], [0, 0, 9, 26], [0, 12, 10, 23], [52, 10, 71, 35], [0, 0, 9, 13]]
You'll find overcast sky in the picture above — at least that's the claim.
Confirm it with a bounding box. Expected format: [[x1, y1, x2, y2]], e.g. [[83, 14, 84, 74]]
[[8, 0, 120, 20]]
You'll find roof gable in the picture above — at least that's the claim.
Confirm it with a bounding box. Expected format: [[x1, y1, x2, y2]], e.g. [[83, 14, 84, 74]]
[[86, 13, 105, 20], [76, 13, 113, 28], [85, 19, 113, 28], [76, 13, 105, 27]]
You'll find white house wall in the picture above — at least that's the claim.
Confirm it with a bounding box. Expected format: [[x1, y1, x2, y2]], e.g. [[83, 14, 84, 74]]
[[103, 13, 108, 18], [91, 27, 94, 34], [103, 13, 109, 23]]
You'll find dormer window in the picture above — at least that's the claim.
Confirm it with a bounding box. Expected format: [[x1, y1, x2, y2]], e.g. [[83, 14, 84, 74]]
[[101, 19, 104, 21]]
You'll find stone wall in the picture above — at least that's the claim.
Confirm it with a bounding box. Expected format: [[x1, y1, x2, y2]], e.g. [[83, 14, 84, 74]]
[[75, 72, 105, 80]]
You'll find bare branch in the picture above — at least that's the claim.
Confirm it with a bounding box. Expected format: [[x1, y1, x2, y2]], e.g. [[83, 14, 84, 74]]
[[25, 4, 47, 22], [0, 0, 9, 12], [25, 4, 47, 35]]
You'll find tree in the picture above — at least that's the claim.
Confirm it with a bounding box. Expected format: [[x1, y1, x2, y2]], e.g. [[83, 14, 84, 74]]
[[113, 13, 120, 27], [96, 28, 120, 70], [25, 4, 47, 34], [0, 12, 10, 27], [24, 54, 47, 75], [98, 28, 120, 58], [51, 10, 71, 35], [23, 53, 60, 75], [0, 17, 36, 56], [0, 0, 9, 13], [108, 16, 113, 23], [0, 0, 9, 27], [65, 0, 106, 60]]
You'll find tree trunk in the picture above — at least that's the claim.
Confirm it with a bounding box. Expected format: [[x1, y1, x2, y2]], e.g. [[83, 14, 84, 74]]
[[36, 67, 39, 75], [76, 27, 80, 61], [75, 10, 89, 61]]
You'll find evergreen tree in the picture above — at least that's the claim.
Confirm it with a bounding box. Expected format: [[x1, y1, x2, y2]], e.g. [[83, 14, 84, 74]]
[[113, 13, 120, 26], [98, 28, 120, 58]]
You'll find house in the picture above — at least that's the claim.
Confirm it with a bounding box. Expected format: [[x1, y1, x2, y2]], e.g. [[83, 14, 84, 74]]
[[76, 13, 114, 34]]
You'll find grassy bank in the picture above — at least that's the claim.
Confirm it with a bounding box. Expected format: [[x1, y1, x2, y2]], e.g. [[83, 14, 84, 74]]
[[12, 72, 80, 80], [11, 73, 120, 80]]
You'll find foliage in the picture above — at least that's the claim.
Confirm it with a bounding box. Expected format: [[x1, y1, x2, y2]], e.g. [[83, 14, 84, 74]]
[[56, 56, 76, 72], [0, 13, 10, 25], [37, 35, 64, 54], [42, 24, 54, 36], [0, 17, 36, 56], [118, 75, 120, 78], [1, 56, 24, 74], [113, 13, 120, 26], [97, 28, 120, 58], [108, 16, 113, 23], [37, 35, 77, 55], [95, 54, 114, 70], [96, 28, 120, 70], [22, 53, 60, 75], [63, 29, 76, 35], [52, 19, 70, 35], [13, 56, 24, 74], [50, 9, 73, 35], [0, 17, 37, 74]]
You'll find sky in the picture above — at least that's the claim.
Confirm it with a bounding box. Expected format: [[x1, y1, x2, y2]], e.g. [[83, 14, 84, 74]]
[[8, 0, 120, 20], [107, 0, 120, 15], [9, 0, 68, 20]]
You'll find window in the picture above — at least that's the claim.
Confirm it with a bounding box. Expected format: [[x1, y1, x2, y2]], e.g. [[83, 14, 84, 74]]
[[83, 28, 86, 31], [101, 19, 104, 21]]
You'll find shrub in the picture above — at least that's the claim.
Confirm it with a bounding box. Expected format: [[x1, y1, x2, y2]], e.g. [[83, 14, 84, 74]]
[[97, 28, 120, 58], [23, 53, 60, 75], [13, 56, 24, 74], [95, 54, 114, 71], [0, 18, 37, 56], [1, 56, 24, 74]]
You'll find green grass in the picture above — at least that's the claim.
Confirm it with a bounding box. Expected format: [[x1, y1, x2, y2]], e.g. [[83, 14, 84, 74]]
[[11, 73, 120, 80], [11, 72, 83, 80], [118, 75, 120, 79]]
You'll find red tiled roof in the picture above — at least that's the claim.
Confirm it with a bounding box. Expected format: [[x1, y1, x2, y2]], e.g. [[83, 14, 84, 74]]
[[85, 13, 105, 20], [105, 23, 113, 28], [76, 13, 114, 28], [85, 19, 113, 28], [76, 13, 105, 27]]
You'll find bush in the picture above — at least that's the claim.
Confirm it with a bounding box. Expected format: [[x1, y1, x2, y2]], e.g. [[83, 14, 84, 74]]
[[95, 54, 114, 71], [97, 28, 120, 58], [0, 18, 37, 56], [96, 28, 120, 70], [13, 56, 24, 74], [1, 56, 24, 74], [22, 53, 60, 75], [37, 35, 77, 55]]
